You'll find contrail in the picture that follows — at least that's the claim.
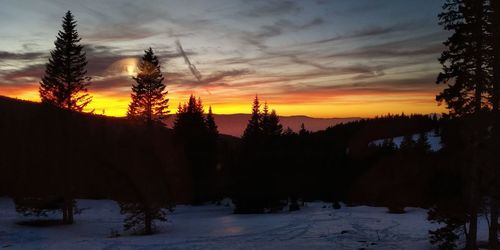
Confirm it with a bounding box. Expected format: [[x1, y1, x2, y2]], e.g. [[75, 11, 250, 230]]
[[175, 40, 203, 83]]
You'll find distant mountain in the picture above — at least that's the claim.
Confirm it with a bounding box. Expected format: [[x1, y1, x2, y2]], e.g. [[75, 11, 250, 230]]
[[164, 114, 360, 137]]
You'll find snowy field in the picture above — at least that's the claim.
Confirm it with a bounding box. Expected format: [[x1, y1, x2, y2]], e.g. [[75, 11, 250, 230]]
[[370, 131, 442, 152], [0, 198, 488, 249]]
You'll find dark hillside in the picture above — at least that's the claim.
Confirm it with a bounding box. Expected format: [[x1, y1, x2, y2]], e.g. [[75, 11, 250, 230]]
[[0, 96, 192, 204]]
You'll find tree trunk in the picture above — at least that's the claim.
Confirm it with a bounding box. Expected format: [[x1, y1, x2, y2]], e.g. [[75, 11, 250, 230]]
[[490, 2, 500, 249], [473, 0, 485, 114], [62, 198, 74, 224], [144, 208, 152, 235], [490, 199, 499, 249], [468, 203, 478, 250], [492, 0, 500, 111], [62, 205, 68, 223], [67, 201, 74, 224], [468, 135, 479, 250]]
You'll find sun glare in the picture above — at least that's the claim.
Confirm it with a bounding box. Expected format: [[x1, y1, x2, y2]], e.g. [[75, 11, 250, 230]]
[[126, 64, 137, 76]]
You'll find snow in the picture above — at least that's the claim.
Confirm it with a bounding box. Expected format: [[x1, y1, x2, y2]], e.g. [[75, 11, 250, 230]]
[[370, 131, 443, 152], [0, 198, 488, 249]]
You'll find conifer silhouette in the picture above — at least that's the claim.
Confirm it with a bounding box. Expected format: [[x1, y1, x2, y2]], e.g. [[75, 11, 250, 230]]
[[39, 11, 91, 111], [128, 48, 169, 125]]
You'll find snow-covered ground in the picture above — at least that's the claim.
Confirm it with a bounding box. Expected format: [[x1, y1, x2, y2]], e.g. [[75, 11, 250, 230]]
[[370, 131, 442, 152], [0, 198, 488, 249]]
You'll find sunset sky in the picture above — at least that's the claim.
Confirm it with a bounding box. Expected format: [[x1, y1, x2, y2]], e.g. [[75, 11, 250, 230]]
[[0, 0, 447, 118]]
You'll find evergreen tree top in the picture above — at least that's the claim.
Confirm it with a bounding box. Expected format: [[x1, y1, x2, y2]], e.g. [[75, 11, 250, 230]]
[[206, 106, 219, 137], [251, 95, 260, 116], [436, 0, 493, 116], [39, 10, 91, 111], [127, 47, 169, 124], [243, 95, 262, 139], [299, 123, 309, 136], [263, 102, 269, 116]]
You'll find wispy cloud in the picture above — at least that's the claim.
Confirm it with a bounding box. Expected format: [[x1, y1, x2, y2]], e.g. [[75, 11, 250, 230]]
[[239, 0, 302, 17], [0, 51, 46, 61]]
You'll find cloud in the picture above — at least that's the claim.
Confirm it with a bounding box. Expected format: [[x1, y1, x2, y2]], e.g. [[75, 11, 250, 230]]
[[279, 74, 440, 97], [321, 32, 445, 61], [0, 64, 45, 84], [343, 1, 388, 14], [240, 18, 326, 49], [300, 17, 324, 29], [0, 51, 46, 61], [199, 69, 252, 85], [90, 75, 133, 91], [239, 0, 302, 17], [85, 44, 191, 76], [170, 69, 252, 87], [311, 20, 426, 45], [326, 42, 443, 59], [86, 25, 157, 41]]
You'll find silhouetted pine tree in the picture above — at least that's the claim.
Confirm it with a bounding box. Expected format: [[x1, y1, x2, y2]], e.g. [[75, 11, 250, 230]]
[[121, 48, 170, 234], [399, 134, 416, 152], [415, 132, 431, 153], [127, 48, 169, 125], [432, 1, 493, 248], [35, 10, 90, 225], [489, 2, 500, 248], [242, 95, 262, 140], [39, 11, 91, 112], [260, 102, 271, 134], [234, 97, 287, 213], [235, 96, 264, 213], [299, 123, 309, 136], [436, 0, 493, 116], [283, 127, 294, 136], [205, 105, 220, 200], [266, 110, 283, 137], [493, 0, 500, 111], [174, 95, 207, 138], [206, 106, 219, 139], [174, 95, 214, 204]]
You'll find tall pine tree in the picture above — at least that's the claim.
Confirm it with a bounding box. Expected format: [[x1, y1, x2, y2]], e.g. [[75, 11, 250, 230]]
[[206, 106, 219, 139], [436, 0, 493, 116], [39, 11, 91, 112], [489, 2, 500, 248], [243, 95, 262, 139], [173, 95, 207, 138], [121, 48, 170, 234], [174, 95, 215, 204], [127, 48, 169, 125], [431, 1, 493, 248], [34, 10, 91, 225], [266, 110, 283, 137], [234, 97, 286, 213], [493, 0, 500, 111]]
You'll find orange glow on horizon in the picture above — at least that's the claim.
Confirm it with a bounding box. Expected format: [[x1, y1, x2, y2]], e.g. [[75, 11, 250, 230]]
[[0, 86, 446, 118]]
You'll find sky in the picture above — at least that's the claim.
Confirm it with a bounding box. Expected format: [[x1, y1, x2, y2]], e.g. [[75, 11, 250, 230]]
[[0, 0, 448, 117]]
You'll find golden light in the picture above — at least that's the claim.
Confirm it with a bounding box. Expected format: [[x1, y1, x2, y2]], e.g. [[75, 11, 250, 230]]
[[126, 64, 137, 76], [104, 58, 138, 77]]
